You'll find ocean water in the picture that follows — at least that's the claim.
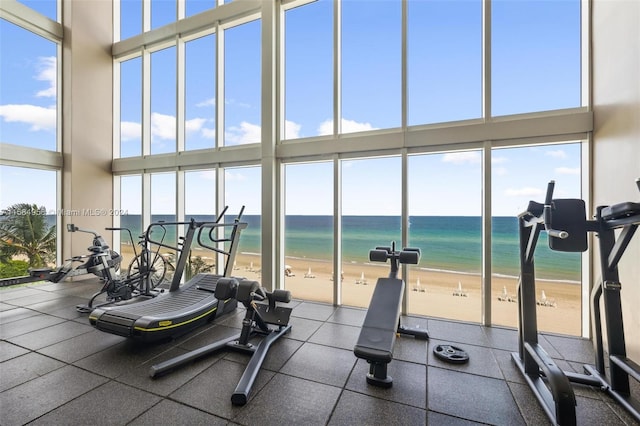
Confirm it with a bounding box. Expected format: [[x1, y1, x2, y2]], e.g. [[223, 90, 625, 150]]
[[108, 214, 580, 282]]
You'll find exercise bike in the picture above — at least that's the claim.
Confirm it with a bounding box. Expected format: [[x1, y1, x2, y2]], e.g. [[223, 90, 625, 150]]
[[0, 223, 122, 287], [512, 179, 640, 425]]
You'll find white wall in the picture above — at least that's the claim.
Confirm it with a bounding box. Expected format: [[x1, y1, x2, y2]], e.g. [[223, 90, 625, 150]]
[[61, 0, 114, 260], [592, 0, 640, 361]]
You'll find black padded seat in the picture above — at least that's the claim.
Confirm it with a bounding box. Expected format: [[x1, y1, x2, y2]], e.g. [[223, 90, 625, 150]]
[[354, 277, 404, 364]]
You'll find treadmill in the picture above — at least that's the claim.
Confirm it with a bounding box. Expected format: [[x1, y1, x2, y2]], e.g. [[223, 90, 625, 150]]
[[89, 207, 246, 342]]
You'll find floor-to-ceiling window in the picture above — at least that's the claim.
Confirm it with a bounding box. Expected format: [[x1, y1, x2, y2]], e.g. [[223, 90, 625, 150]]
[[407, 150, 483, 323], [341, 156, 402, 308], [110, 0, 587, 336], [283, 161, 334, 303], [0, 6, 62, 267], [491, 142, 582, 335]]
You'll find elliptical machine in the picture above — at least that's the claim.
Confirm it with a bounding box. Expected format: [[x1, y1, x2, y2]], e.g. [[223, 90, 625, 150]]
[[512, 179, 640, 425]]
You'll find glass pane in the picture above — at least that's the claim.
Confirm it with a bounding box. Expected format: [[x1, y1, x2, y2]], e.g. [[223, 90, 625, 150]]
[[120, 57, 142, 157], [119, 174, 142, 267], [284, 162, 333, 303], [151, 47, 176, 154], [151, 0, 176, 29], [341, 156, 401, 308], [185, 170, 217, 275], [121, 0, 142, 40], [407, 151, 482, 323], [186, 0, 215, 17], [342, 0, 400, 133], [224, 166, 261, 276], [492, 143, 582, 335], [185, 34, 216, 150], [151, 172, 176, 281], [18, 0, 57, 21], [0, 20, 57, 151], [224, 20, 261, 146], [492, 0, 581, 116], [408, 0, 482, 125], [284, 0, 332, 139], [0, 165, 57, 269]]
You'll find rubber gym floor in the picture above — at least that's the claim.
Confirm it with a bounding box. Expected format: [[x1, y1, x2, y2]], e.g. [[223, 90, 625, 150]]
[[1, 277, 637, 425]]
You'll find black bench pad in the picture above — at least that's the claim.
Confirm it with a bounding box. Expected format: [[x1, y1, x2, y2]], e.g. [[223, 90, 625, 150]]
[[354, 277, 404, 364]]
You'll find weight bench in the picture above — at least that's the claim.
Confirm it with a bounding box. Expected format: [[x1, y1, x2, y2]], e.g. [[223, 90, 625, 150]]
[[354, 243, 429, 388]]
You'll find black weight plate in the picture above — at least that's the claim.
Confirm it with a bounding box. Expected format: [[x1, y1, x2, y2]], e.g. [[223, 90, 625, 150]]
[[433, 344, 469, 364]]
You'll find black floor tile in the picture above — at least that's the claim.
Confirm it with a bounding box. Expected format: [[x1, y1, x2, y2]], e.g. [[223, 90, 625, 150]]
[[291, 301, 337, 321], [0, 351, 65, 392], [0, 340, 30, 362], [346, 358, 427, 409], [308, 321, 360, 350], [542, 333, 595, 364], [129, 399, 228, 425], [170, 358, 275, 419], [37, 328, 125, 363], [0, 287, 47, 302], [482, 325, 519, 352], [391, 335, 429, 364], [29, 380, 162, 426], [0, 313, 66, 339], [327, 306, 366, 327], [118, 346, 224, 397], [428, 367, 526, 425], [284, 315, 323, 342], [7, 319, 93, 350], [329, 390, 426, 425], [0, 365, 108, 425], [281, 342, 356, 387], [427, 411, 484, 425], [4, 290, 66, 307], [0, 306, 39, 324], [427, 319, 490, 348], [507, 381, 553, 426], [232, 374, 341, 426]]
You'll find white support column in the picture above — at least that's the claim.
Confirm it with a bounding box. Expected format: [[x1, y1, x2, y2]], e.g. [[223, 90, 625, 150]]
[[481, 141, 492, 326], [333, 155, 342, 306], [260, 0, 278, 292]]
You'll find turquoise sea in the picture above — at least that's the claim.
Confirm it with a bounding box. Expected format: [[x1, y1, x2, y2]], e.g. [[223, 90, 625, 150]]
[[112, 214, 580, 282]]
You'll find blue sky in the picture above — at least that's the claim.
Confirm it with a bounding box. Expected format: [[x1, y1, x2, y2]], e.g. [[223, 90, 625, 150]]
[[1, 0, 581, 217]]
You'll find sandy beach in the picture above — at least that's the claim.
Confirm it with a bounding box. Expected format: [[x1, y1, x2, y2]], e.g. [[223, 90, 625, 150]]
[[118, 245, 581, 336]]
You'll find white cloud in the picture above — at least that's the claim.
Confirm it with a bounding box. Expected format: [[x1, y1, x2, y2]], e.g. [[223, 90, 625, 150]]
[[35, 56, 57, 98], [225, 121, 261, 145], [0, 104, 56, 132], [493, 167, 508, 176], [196, 98, 215, 107], [317, 118, 376, 136], [505, 187, 544, 197], [151, 112, 176, 140], [201, 127, 216, 139], [546, 149, 567, 159], [555, 167, 580, 175], [492, 156, 508, 164], [120, 121, 141, 141], [442, 151, 481, 165], [198, 170, 217, 180], [225, 170, 247, 181], [284, 120, 301, 139], [185, 117, 206, 134]]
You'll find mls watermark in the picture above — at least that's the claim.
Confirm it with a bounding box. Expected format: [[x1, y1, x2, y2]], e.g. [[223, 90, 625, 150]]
[[2, 207, 129, 217]]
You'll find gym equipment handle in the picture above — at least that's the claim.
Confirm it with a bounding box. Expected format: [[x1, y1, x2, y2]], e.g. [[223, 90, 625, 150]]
[[543, 180, 569, 240]]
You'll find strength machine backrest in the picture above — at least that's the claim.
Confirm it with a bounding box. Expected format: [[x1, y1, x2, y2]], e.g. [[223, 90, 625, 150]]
[[548, 199, 588, 252]]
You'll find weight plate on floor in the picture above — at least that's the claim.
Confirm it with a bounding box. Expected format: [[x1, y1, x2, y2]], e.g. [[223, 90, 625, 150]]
[[433, 344, 469, 364]]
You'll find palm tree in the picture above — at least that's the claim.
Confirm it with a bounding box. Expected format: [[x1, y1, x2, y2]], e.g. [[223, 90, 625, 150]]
[[0, 203, 56, 268]]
